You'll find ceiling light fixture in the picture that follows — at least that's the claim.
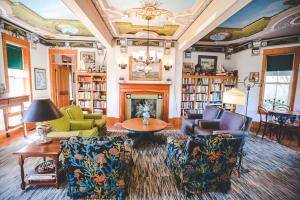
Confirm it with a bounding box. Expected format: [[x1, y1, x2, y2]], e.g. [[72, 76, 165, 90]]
[[131, 0, 165, 73]]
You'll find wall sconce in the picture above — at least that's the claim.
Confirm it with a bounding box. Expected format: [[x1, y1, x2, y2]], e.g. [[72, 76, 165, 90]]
[[119, 63, 127, 69], [164, 63, 172, 71]]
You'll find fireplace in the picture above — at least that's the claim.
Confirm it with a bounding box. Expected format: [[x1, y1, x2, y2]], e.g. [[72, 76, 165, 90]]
[[126, 94, 163, 120], [119, 83, 170, 122]]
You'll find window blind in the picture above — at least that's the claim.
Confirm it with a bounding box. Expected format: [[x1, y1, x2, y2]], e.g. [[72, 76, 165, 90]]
[[266, 54, 294, 71], [6, 44, 23, 70]]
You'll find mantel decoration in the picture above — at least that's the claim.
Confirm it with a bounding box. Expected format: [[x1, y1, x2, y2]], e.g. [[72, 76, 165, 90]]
[[130, 0, 164, 74]]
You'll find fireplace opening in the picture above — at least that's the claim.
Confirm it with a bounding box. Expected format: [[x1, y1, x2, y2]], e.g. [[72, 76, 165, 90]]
[[125, 94, 163, 120]]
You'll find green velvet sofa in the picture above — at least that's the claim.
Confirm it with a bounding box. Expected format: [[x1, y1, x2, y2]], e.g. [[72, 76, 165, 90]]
[[47, 105, 106, 138]]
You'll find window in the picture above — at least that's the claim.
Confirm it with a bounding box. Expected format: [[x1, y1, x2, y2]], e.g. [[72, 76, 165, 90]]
[[263, 54, 294, 110], [259, 47, 300, 111]]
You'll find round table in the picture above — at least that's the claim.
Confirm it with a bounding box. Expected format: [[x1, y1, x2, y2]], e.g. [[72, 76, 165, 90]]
[[122, 118, 167, 146]]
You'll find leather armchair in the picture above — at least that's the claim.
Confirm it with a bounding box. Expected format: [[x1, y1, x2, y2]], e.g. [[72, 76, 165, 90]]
[[181, 106, 223, 135], [166, 134, 241, 194], [60, 136, 133, 199]]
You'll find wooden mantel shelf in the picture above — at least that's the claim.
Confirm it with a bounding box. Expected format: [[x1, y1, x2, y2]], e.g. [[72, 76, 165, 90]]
[[118, 81, 172, 85]]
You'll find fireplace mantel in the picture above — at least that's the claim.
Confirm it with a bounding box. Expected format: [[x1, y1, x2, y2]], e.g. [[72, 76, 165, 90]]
[[119, 83, 170, 122], [118, 80, 172, 85]]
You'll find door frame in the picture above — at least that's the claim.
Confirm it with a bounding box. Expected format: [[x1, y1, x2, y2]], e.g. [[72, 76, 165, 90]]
[[2, 33, 32, 98], [48, 49, 77, 106]]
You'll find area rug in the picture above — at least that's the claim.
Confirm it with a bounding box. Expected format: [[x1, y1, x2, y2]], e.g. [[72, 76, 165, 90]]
[[0, 132, 300, 200]]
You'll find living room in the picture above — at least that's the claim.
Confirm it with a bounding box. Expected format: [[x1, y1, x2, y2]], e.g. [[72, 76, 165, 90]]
[[0, 0, 299, 199]]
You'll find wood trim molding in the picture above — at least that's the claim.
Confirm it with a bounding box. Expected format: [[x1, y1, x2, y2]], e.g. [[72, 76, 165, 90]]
[[259, 46, 300, 110], [119, 83, 170, 122], [48, 49, 78, 106], [1, 33, 32, 99]]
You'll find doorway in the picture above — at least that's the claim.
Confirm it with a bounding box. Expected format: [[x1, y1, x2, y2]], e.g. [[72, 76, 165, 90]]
[[49, 49, 77, 108]]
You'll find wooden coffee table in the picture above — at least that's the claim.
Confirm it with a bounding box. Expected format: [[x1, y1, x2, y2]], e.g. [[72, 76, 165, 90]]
[[13, 141, 61, 190], [122, 118, 167, 145]]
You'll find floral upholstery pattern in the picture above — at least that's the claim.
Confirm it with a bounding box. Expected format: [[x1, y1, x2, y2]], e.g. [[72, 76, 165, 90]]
[[60, 136, 133, 199], [166, 134, 241, 194]]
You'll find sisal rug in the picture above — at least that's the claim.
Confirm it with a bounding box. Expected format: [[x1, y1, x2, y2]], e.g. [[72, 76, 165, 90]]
[[0, 131, 300, 200]]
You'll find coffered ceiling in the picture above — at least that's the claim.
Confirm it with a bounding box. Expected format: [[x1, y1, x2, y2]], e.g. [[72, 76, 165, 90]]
[[92, 0, 212, 39]]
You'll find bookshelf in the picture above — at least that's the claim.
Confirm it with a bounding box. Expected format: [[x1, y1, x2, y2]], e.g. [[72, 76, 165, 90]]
[[181, 75, 237, 116], [76, 72, 107, 114]]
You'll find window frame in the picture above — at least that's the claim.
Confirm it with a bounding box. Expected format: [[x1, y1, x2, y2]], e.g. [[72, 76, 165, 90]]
[[259, 47, 300, 111]]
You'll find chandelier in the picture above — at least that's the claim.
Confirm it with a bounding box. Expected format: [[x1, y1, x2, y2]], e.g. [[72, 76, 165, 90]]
[[131, 0, 166, 73]]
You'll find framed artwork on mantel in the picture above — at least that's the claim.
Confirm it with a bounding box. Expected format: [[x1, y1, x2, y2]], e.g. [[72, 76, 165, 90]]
[[129, 56, 162, 81]]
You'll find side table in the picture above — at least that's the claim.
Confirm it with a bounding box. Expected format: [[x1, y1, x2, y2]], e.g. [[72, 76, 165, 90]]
[[13, 141, 61, 190]]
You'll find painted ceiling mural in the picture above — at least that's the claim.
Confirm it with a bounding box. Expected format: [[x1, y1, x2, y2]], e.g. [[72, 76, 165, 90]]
[[0, 0, 93, 39], [199, 0, 300, 45], [92, 0, 212, 39]]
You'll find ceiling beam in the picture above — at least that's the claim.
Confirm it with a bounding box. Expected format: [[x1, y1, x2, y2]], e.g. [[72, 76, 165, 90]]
[[63, 0, 113, 48], [177, 0, 252, 52]]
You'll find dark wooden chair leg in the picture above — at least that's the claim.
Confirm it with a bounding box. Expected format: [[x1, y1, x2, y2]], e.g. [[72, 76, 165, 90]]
[[256, 121, 262, 136]]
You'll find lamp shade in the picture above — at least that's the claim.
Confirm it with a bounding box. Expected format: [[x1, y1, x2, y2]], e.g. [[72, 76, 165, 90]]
[[223, 88, 246, 105], [22, 99, 63, 122]]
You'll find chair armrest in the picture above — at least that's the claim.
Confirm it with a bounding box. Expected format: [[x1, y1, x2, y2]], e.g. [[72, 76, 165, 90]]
[[84, 113, 103, 119], [212, 130, 248, 138], [70, 120, 94, 130], [187, 113, 203, 119], [198, 120, 220, 129], [166, 135, 188, 171]]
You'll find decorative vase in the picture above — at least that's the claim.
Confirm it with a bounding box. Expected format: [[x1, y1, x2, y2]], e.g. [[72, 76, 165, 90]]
[[143, 117, 149, 125]]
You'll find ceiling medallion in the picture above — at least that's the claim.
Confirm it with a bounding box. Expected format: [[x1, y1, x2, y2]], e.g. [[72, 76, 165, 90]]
[[209, 32, 229, 41], [127, 0, 172, 20], [55, 24, 79, 35]]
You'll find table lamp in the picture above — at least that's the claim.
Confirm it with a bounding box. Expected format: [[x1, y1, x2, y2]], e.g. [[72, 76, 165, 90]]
[[22, 99, 63, 144], [223, 88, 246, 113]]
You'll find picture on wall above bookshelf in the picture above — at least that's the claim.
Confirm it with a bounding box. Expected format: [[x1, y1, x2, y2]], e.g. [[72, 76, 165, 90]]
[[76, 72, 107, 114], [181, 75, 237, 116]]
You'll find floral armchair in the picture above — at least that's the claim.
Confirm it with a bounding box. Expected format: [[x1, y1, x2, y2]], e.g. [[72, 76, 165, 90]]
[[60, 136, 133, 200], [166, 134, 241, 195]]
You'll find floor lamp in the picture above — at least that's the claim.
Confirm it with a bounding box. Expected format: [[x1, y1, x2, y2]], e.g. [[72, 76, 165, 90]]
[[222, 88, 247, 177], [223, 88, 246, 113]]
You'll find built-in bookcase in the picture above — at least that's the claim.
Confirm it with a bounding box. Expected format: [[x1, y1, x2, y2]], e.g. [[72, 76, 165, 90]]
[[76, 72, 107, 114], [181, 75, 237, 116]]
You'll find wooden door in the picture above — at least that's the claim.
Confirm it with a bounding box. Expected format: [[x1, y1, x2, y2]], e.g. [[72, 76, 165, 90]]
[[55, 65, 71, 107]]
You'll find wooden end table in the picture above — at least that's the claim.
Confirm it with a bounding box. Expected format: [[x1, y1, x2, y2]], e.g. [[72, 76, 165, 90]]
[[122, 118, 167, 146], [13, 141, 61, 190]]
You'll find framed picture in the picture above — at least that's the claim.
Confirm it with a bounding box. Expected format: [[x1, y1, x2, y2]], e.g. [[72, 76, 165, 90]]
[[249, 72, 259, 83], [80, 51, 95, 69], [183, 62, 193, 75], [198, 55, 217, 73], [184, 51, 191, 58], [129, 56, 162, 81], [34, 68, 47, 90]]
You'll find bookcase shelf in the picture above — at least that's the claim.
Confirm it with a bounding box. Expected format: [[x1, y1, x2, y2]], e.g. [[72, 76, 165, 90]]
[[181, 74, 237, 116], [76, 72, 107, 115]]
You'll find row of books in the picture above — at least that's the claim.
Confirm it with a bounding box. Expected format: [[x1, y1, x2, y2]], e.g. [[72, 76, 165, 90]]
[[182, 94, 195, 101], [78, 92, 91, 99], [93, 83, 106, 91], [93, 108, 104, 114], [196, 93, 208, 101], [78, 83, 91, 90], [211, 79, 223, 84], [79, 100, 91, 108], [93, 100, 107, 108], [182, 78, 209, 85], [195, 102, 207, 109], [181, 102, 194, 109], [93, 92, 105, 99], [210, 84, 222, 92], [210, 92, 222, 102], [195, 85, 208, 93]]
